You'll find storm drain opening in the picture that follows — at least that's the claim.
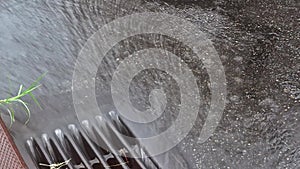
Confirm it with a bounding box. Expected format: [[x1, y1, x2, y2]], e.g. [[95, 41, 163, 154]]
[[25, 113, 159, 169]]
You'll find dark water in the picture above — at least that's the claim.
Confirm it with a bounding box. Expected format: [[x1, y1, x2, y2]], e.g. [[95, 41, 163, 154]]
[[0, 0, 299, 168]]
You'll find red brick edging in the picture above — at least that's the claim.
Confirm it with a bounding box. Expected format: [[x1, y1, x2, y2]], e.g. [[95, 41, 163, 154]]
[[0, 117, 27, 169]]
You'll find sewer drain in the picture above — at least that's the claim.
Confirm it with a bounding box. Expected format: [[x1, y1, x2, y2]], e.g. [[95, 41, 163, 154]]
[[26, 113, 158, 169]]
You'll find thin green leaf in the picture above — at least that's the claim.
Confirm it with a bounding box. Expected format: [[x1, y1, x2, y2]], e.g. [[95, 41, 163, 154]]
[[27, 72, 47, 90], [8, 107, 15, 122], [15, 99, 30, 124], [8, 77, 13, 97], [29, 92, 42, 109], [5, 85, 40, 102], [18, 85, 23, 96], [0, 103, 5, 121], [19, 84, 41, 97], [6, 107, 15, 128]]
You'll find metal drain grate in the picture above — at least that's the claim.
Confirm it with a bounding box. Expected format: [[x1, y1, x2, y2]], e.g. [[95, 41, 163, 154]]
[[26, 112, 158, 169]]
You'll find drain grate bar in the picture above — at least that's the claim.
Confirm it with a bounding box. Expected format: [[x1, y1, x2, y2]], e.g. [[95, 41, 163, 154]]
[[54, 129, 80, 168], [26, 113, 159, 169], [50, 137, 75, 169], [64, 132, 93, 169], [78, 127, 110, 169], [105, 116, 151, 169], [105, 112, 159, 169], [93, 124, 130, 169]]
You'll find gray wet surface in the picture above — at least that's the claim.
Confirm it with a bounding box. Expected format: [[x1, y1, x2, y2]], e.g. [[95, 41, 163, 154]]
[[0, 0, 299, 168]]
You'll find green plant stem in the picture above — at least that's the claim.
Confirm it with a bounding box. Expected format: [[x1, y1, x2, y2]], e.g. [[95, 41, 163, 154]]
[[0, 73, 46, 126]]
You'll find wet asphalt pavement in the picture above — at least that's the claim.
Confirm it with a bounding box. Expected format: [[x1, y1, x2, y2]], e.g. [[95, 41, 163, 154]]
[[0, 0, 299, 168]]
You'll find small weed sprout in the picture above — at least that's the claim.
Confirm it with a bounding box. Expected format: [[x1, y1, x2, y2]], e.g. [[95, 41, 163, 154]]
[[39, 159, 71, 169], [0, 73, 46, 127], [105, 149, 129, 167]]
